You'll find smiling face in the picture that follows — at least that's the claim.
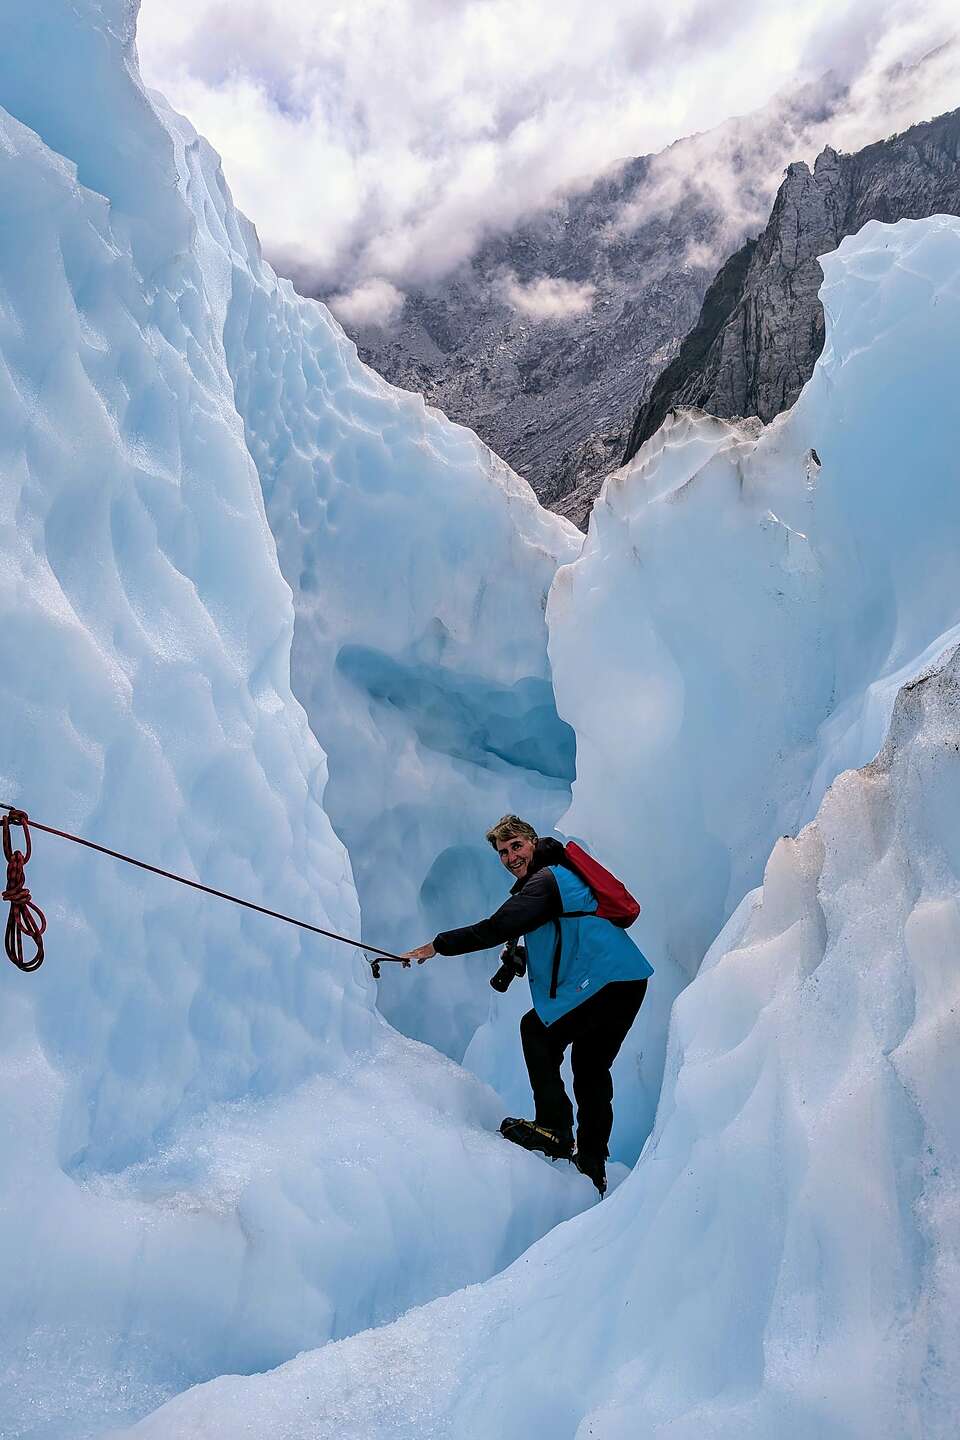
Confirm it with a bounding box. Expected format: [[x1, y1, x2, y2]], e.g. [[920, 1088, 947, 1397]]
[[496, 832, 537, 882]]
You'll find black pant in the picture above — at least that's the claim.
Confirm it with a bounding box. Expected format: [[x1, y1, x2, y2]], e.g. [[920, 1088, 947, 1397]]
[[519, 979, 647, 1160]]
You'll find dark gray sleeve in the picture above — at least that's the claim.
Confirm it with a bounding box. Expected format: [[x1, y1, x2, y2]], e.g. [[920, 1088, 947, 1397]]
[[433, 868, 562, 955]]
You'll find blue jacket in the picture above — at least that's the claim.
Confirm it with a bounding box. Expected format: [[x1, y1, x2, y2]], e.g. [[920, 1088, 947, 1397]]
[[433, 839, 653, 1024], [524, 863, 653, 1024]]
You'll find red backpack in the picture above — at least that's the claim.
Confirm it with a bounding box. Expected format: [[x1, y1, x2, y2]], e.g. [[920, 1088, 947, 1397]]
[[561, 841, 641, 928]]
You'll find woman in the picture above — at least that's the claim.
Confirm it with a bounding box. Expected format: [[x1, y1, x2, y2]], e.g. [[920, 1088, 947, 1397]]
[[404, 815, 652, 1195]]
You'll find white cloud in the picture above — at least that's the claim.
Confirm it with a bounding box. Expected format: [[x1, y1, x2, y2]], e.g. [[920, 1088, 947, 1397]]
[[501, 273, 595, 321], [135, 0, 960, 293], [328, 277, 405, 328], [609, 23, 960, 274]]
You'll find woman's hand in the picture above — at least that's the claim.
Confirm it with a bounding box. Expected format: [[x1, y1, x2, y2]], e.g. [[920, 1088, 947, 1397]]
[[401, 942, 436, 965]]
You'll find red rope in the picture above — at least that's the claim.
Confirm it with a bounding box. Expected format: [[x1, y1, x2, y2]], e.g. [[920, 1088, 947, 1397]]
[[2, 810, 46, 972], [0, 802, 411, 977]]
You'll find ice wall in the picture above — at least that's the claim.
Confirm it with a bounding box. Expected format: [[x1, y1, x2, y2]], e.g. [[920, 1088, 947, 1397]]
[[178, 99, 583, 1059], [124, 624, 960, 1440], [5, 0, 582, 1075], [512, 212, 960, 1150], [558, 214, 960, 981], [0, 6, 594, 1436]]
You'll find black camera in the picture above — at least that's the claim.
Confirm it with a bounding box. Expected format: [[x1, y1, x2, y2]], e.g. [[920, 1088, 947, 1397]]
[[490, 940, 527, 992]]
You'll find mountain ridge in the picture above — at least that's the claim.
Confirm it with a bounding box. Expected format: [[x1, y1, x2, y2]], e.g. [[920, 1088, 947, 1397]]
[[624, 106, 960, 463], [333, 81, 842, 523]]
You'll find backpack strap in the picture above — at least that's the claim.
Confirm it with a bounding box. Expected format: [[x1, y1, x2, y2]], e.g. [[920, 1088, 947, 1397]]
[[549, 910, 592, 999]]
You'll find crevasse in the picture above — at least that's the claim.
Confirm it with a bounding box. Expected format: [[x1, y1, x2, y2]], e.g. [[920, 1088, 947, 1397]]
[[121, 203, 960, 1439], [123, 213, 960, 1440], [135, 635, 960, 1440]]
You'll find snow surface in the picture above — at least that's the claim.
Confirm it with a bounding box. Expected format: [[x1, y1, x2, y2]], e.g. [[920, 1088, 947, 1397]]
[[0, 6, 593, 1436], [123, 625, 960, 1440]]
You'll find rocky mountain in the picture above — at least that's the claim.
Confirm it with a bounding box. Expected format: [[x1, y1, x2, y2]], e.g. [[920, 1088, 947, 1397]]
[[333, 84, 842, 527], [625, 107, 960, 463]]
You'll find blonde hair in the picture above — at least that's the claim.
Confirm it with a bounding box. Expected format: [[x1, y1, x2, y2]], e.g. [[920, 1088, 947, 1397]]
[[485, 814, 538, 850]]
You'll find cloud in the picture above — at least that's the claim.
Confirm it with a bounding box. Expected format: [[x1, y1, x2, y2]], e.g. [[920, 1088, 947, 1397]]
[[135, 0, 960, 294], [609, 20, 960, 275], [328, 278, 405, 328], [500, 273, 595, 321], [606, 78, 845, 272]]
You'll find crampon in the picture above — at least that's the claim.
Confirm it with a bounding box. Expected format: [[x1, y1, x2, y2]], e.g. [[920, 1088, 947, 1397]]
[[499, 1117, 574, 1161]]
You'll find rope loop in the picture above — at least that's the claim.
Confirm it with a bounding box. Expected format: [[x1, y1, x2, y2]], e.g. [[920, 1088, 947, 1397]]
[[2, 811, 46, 972], [2, 808, 31, 865]]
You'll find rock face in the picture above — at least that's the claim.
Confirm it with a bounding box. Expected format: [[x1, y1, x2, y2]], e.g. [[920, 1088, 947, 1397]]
[[625, 107, 960, 461], [336, 86, 839, 526], [342, 157, 711, 515]]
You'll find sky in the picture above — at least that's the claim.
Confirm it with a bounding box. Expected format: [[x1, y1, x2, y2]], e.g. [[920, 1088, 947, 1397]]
[[137, 0, 959, 320]]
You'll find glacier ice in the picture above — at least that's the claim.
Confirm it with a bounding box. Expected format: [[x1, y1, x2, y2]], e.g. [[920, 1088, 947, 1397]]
[[3, 0, 960, 1435], [180, 88, 583, 1060], [535, 211, 960, 1151], [567, 214, 960, 961], [0, 6, 594, 1437], [121, 210, 960, 1437], [124, 623, 960, 1440]]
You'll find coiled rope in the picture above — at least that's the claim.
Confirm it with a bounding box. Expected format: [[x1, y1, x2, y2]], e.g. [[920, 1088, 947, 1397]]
[[2, 810, 46, 971], [0, 802, 411, 978]]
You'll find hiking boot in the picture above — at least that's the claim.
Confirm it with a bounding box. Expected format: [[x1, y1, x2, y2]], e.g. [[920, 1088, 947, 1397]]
[[499, 1117, 574, 1160], [574, 1151, 607, 1196]]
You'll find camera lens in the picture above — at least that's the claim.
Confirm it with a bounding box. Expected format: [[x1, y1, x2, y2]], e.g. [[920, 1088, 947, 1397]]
[[490, 961, 514, 992], [490, 942, 526, 991]]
